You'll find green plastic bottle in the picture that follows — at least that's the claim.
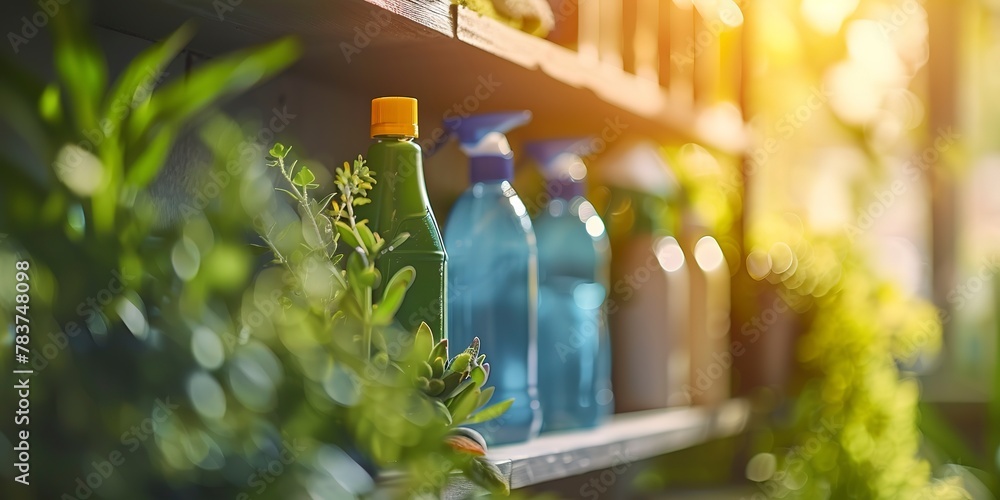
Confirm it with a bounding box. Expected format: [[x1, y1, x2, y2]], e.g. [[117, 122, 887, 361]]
[[362, 97, 448, 340]]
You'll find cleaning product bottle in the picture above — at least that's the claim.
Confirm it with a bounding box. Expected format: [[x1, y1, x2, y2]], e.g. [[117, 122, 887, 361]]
[[528, 138, 613, 432], [443, 110, 541, 445], [595, 141, 691, 410], [682, 217, 731, 406], [362, 97, 448, 339]]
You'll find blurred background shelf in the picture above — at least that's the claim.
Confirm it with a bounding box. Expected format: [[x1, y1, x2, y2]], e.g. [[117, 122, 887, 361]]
[[89, 0, 743, 150]]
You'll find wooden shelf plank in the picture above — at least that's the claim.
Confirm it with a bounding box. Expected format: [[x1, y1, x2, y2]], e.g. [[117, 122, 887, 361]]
[[487, 399, 750, 489], [453, 6, 744, 152], [377, 399, 750, 497], [455, 6, 674, 131], [90, 0, 743, 150]]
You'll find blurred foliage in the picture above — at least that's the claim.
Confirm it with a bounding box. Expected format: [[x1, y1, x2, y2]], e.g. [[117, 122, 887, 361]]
[[745, 222, 968, 499], [0, 5, 509, 500], [727, 0, 980, 497]]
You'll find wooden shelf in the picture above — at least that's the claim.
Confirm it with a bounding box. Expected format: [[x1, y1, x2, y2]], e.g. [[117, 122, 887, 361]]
[[90, 0, 743, 151], [378, 399, 750, 497], [486, 399, 750, 490]]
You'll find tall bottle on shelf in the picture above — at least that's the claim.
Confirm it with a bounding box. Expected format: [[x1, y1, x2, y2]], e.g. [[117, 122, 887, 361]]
[[595, 142, 691, 410], [527, 138, 613, 432], [360, 97, 448, 339], [443, 111, 541, 445], [682, 216, 731, 406]]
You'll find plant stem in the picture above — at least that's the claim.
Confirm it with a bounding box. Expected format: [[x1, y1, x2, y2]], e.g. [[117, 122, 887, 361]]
[[278, 156, 332, 262], [364, 285, 373, 360], [343, 182, 375, 360]]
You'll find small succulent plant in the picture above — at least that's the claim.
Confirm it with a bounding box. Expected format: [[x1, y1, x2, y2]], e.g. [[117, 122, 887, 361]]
[[409, 322, 512, 494], [410, 322, 513, 431]]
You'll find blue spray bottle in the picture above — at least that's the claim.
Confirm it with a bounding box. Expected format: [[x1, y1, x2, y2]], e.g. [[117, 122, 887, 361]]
[[527, 138, 613, 432], [443, 111, 541, 445]]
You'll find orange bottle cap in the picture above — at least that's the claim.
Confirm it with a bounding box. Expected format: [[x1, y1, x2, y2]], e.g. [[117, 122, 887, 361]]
[[371, 96, 419, 138]]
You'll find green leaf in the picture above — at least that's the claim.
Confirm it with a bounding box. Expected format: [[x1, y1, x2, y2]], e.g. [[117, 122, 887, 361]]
[[103, 23, 194, 140], [463, 337, 481, 360], [426, 378, 445, 396], [370, 233, 385, 254], [316, 192, 336, 214], [440, 371, 464, 398], [339, 294, 365, 320], [434, 400, 452, 425], [463, 457, 509, 496], [431, 356, 445, 379], [448, 385, 481, 425], [132, 37, 301, 136], [470, 364, 489, 387], [444, 378, 475, 401], [371, 266, 415, 326], [413, 321, 434, 358], [126, 125, 177, 186], [382, 232, 410, 254], [335, 221, 361, 249], [464, 398, 513, 425], [346, 252, 375, 302], [52, 6, 107, 131], [356, 221, 377, 254], [418, 361, 433, 380], [269, 143, 288, 158], [429, 338, 448, 363], [292, 165, 315, 187], [39, 84, 61, 122], [448, 352, 472, 375], [477, 386, 495, 409]]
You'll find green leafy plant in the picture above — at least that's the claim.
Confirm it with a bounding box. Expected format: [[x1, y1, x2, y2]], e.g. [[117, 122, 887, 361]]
[[744, 226, 969, 499], [0, 7, 317, 500], [413, 329, 512, 426], [262, 143, 511, 495]]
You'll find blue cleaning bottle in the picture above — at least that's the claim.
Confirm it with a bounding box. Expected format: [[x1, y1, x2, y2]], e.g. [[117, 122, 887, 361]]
[[527, 138, 613, 432], [443, 111, 541, 445]]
